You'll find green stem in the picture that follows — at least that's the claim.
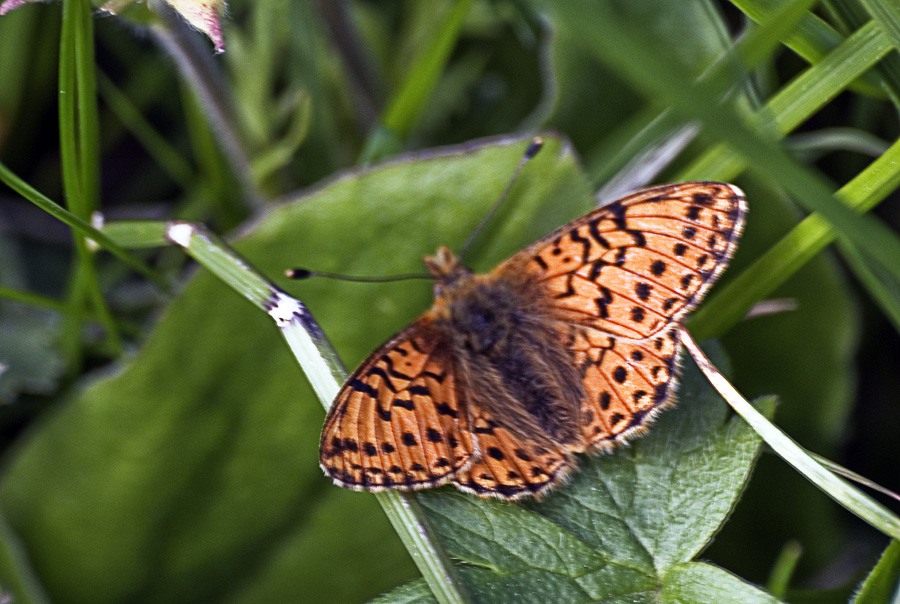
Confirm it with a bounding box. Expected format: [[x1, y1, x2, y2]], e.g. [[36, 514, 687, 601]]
[[59, 0, 121, 358]]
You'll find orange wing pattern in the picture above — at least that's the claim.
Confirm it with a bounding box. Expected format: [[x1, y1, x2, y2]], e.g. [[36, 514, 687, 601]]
[[570, 324, 681, 447], [504, 181, 745, 340], [499, 181, 746, 447], [319, 320, 474, 491], [451, 406, 574, 500]]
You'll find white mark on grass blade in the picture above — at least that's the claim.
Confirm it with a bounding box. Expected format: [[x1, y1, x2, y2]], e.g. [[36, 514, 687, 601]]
[[267, 291, 305, 328], [86, 211, 104, 252], [166, 221, 197, 248], [744, 298, 798, 320]]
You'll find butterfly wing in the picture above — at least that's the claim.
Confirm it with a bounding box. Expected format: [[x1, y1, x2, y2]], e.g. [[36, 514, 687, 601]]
[[451, 406, 574, 500], [495, 181, 746, 446], [320, 319, 475, 491], [569, 324, 682, 447]]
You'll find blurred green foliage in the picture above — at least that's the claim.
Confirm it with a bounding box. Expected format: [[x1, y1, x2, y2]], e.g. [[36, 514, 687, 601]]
[[0, 0, 899, 603]]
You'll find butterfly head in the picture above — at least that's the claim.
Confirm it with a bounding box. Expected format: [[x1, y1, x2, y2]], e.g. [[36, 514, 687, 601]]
[[424, 246, 473, 297]]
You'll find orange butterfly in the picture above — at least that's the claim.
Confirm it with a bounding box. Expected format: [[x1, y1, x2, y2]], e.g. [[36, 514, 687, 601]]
[[320, 180, 746, 500]]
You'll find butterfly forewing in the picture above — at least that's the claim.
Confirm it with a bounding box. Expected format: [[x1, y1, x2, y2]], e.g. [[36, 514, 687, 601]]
[[504, 182, 746, 340], [495, 181, 745, 449], [319, 320, 474, 491]]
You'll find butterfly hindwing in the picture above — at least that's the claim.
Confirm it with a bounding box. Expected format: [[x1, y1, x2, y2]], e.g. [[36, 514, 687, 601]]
[[320, 320, 474, 492], [452, 406, 574, 500], [570, 325, 681, 447]]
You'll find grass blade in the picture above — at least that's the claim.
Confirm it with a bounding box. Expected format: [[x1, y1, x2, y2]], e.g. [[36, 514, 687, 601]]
[[359, 0, 474, 162], [681, 328, 900, 541]]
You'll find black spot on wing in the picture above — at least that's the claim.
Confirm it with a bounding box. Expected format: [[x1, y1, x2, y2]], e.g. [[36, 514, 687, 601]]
[[393, 398, 414, 410], [350, 379, 377, 397], [435, 402, 458, 418], [693, 192, 713, 206], [635, 282, 651, 301], [569, 228, 592, 262]]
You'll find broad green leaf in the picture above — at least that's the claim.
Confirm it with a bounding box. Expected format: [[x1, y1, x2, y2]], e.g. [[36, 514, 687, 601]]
[[0, 135, 592, 604], [373, 347, 772, 603], [660, 562, 779, 604]]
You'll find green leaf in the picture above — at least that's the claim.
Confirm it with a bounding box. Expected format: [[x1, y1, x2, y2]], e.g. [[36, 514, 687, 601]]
[[854, 540, 900, 604], [373, 346, 771, 603], [661, 562, 779, 604], [841, 236, 900, 335]]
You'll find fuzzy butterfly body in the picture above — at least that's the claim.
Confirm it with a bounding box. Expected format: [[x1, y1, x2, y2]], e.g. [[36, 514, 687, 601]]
[[320, 181, 746, 500]]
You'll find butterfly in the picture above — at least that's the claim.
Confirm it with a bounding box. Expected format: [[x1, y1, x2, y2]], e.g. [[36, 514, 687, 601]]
[[319, 181, 746, 500]]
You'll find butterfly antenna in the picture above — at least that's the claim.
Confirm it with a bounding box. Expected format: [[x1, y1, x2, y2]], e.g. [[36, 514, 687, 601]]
[[458, 137, 544, 264], [285, 268, 433, 282]]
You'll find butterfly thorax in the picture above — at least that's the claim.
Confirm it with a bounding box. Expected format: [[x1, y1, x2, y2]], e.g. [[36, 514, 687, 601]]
[[424, 246, 473, 298], [424, 254, 586, 449]]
